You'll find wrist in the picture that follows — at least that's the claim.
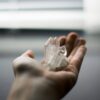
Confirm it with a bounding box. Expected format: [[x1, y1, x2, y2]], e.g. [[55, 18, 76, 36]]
[[8, 75, 60, 100]]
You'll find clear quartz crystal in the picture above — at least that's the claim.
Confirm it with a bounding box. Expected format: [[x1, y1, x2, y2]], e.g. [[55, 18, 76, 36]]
[[44, 37, 68, 71]]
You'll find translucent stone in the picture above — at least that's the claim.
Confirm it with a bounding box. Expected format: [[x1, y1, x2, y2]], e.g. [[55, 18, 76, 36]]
[[43, 37, 68, 71]]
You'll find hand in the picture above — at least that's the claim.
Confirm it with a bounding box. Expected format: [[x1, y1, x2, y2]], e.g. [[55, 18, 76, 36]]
[[8, 32, 87, 100]]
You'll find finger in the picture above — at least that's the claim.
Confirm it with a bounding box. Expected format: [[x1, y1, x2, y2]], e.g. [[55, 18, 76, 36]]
[[57, 36, 66, 46], [66, 32, 78, 57], [21, 50, 35, 58], [67, 45, 87, 74], [74, 37, 86, 48], [68, 38, 86, 61]]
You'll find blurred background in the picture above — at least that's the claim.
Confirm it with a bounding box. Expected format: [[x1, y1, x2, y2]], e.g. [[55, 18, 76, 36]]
[[0, 0, 100, 100]]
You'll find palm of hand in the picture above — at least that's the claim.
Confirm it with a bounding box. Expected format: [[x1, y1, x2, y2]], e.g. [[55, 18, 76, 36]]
[[13, 32, 86, 99]]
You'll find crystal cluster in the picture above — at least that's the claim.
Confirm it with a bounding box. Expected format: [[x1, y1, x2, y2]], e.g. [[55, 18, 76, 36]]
[[43, 37, 68, 71]]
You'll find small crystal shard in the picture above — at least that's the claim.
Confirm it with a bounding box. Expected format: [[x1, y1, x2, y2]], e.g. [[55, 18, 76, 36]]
[[43, 37, 69, 71]]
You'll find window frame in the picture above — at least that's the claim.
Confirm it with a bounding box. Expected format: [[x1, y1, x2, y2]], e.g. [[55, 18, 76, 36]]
[[0, 0, 83, 11]]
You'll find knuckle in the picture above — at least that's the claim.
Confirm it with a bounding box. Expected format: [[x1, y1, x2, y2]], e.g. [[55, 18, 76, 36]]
[[66, 65, 78, 75], [12, 56, 43, 76], [12, 56, 32, 75]]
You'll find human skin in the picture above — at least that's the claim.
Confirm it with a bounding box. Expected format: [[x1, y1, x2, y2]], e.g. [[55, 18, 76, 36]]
[[7, 32, 87, 100]]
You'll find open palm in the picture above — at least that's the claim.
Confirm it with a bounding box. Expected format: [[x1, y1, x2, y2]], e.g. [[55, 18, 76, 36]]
[[9, 32, 86, 100], [42, 32, 87, 98]]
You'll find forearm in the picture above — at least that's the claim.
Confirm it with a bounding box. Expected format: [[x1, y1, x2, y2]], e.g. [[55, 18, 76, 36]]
[[7, 76, 60, 100]]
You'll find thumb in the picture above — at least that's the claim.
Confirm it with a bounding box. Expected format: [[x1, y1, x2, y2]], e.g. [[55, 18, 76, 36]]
[[22, 50, 35, 58]]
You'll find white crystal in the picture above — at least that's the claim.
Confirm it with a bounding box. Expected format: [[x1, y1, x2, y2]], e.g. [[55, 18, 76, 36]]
[[43, 37, 68, 71]]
